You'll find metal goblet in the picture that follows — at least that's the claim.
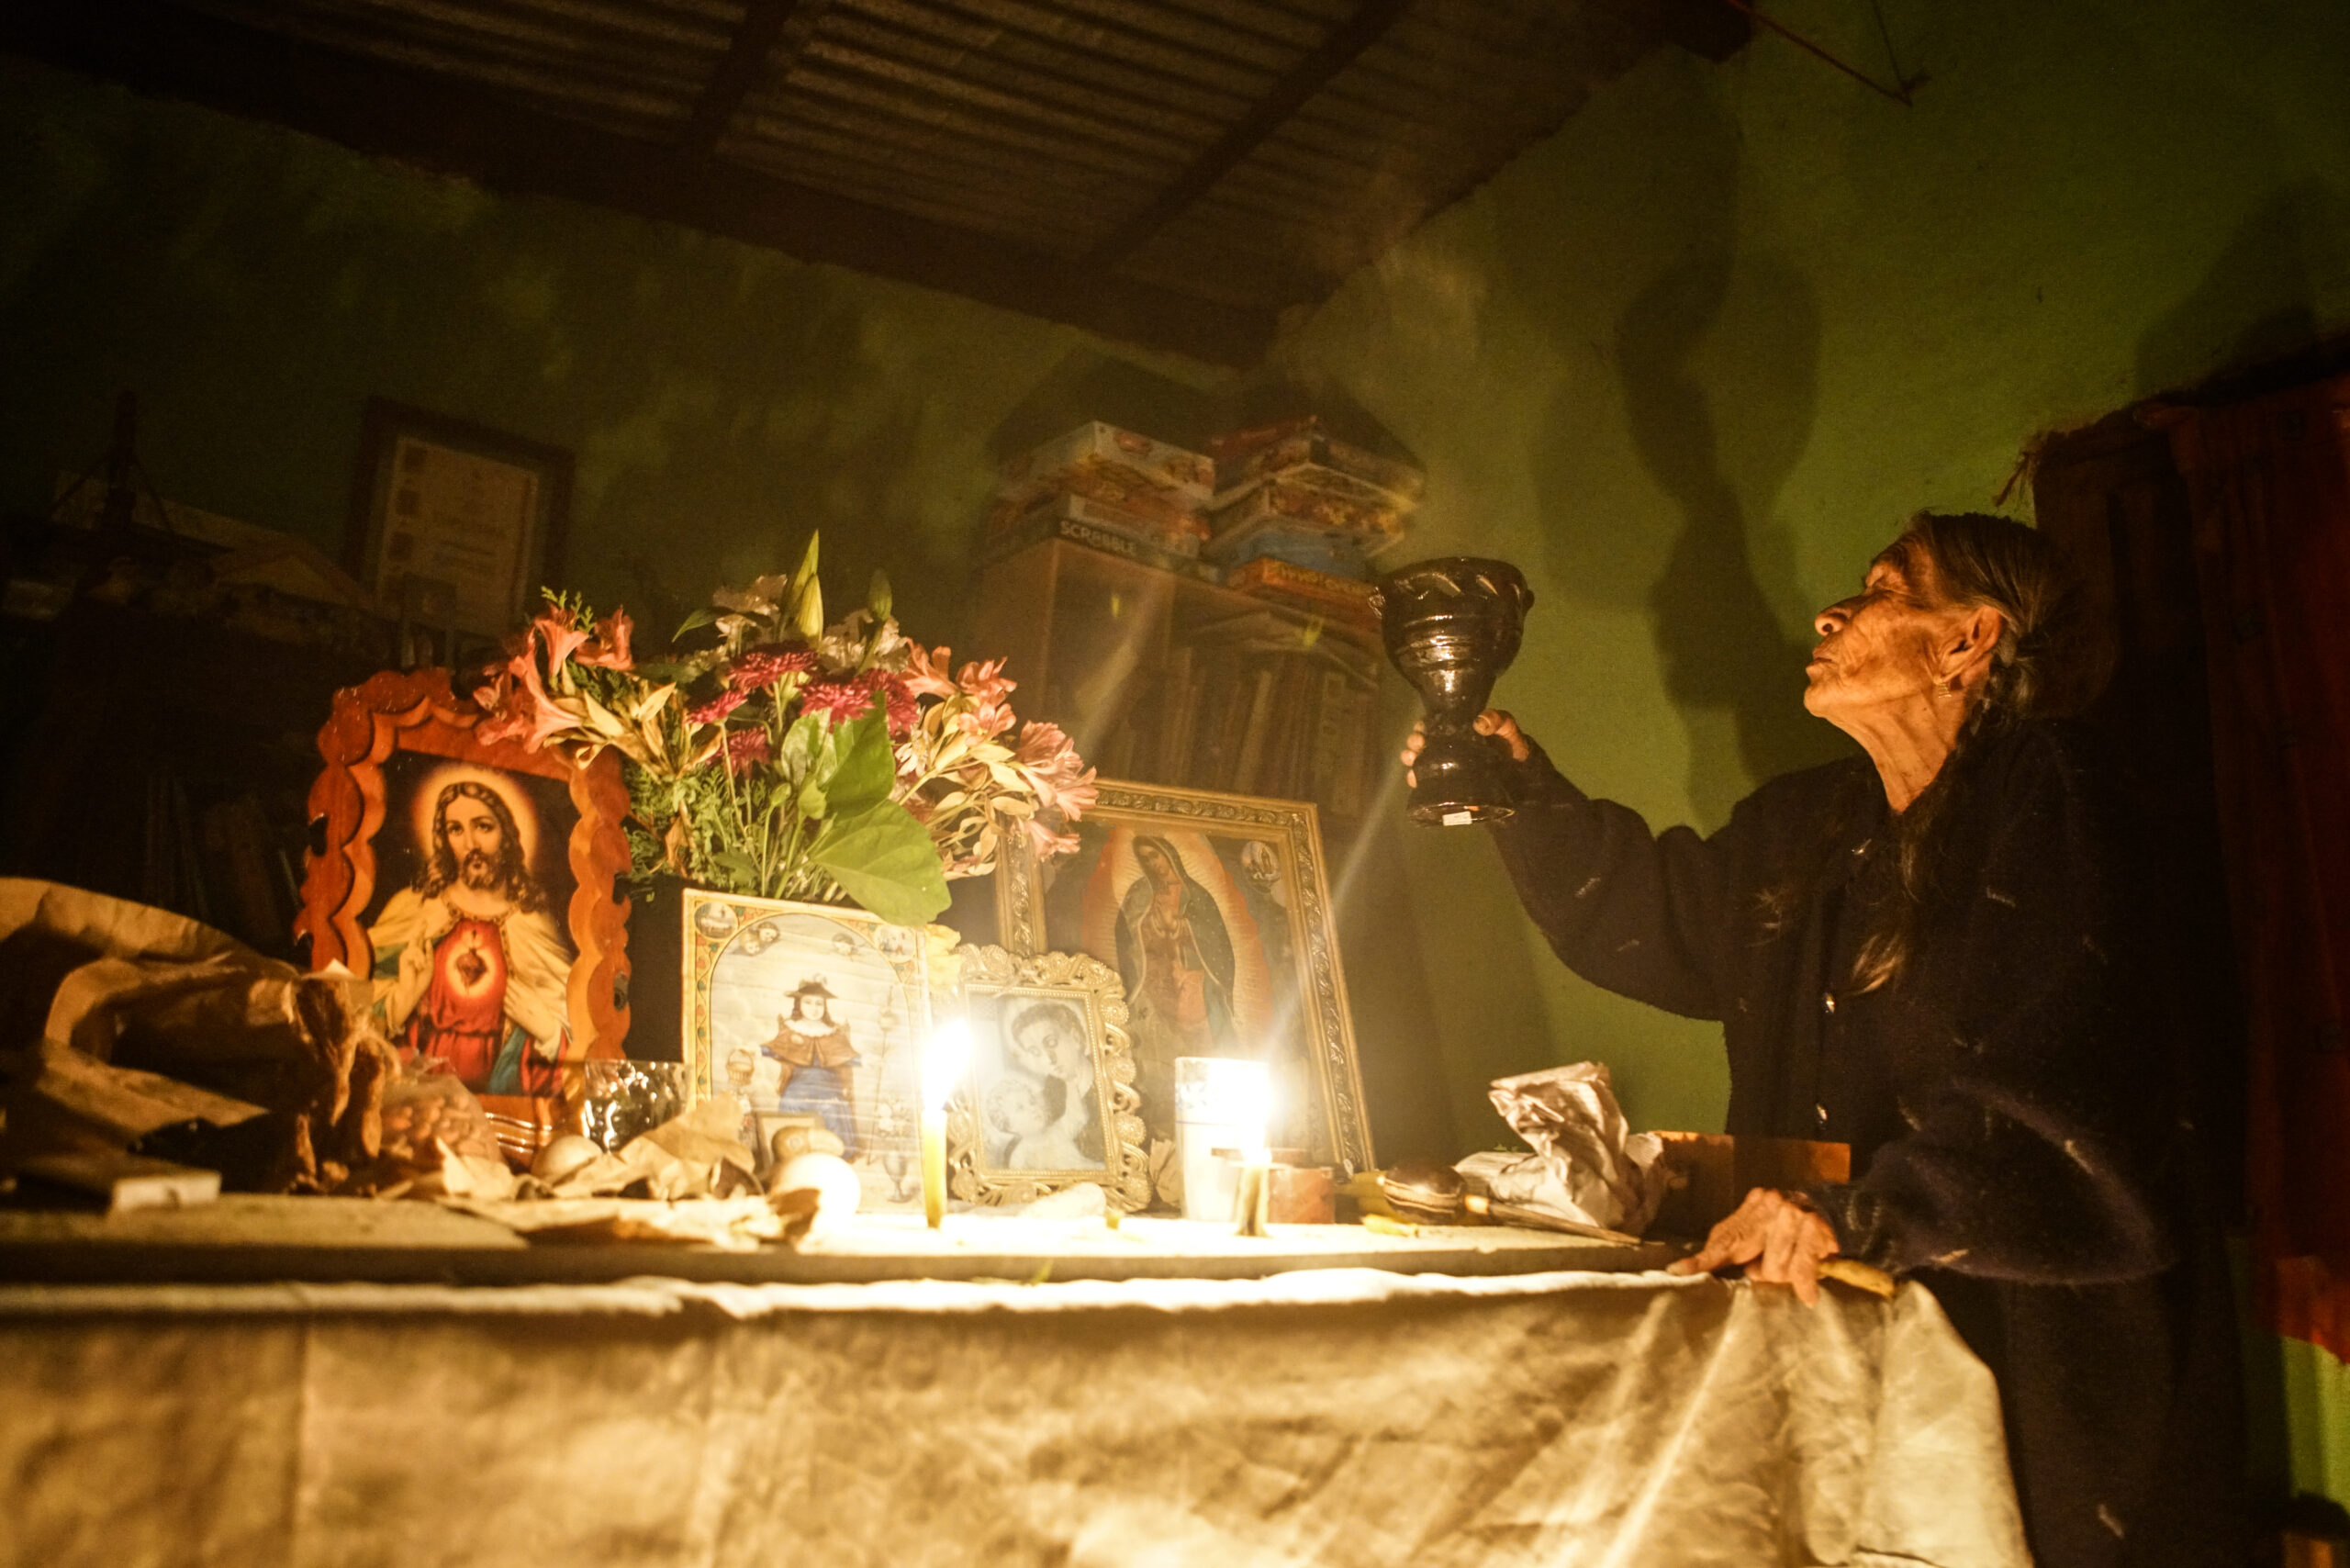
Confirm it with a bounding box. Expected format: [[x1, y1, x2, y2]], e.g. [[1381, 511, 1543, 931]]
[[1371, 556, 1535, 826]]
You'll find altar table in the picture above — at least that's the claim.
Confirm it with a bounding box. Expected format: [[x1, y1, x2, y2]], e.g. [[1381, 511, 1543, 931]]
[[0, 1258, 2025, 1568]]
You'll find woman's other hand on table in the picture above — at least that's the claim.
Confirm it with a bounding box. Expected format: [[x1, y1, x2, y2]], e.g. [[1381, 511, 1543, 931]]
[[1400, 711, 1531, 788], [1668, 1187, 1843, 1306]]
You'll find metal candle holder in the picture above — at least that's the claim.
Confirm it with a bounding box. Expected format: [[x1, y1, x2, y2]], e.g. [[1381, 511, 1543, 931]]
[[1371, 556, 1535, 826]]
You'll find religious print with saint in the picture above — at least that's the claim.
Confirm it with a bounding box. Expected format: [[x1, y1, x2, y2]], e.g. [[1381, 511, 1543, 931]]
[[358, 754, 582, 1097], [298, 667, 632, 1152], [1003, 783, 1371, 1176], [680, 890, 934, 1211]]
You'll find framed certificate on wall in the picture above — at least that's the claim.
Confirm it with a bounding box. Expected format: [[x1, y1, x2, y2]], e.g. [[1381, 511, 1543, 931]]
[[347, 398, 572, 638]]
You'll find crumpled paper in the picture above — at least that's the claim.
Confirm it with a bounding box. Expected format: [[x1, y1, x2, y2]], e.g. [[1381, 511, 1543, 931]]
[[1455, 1063, 1666, 1236], [422, 1095, 779, 1244], [434, 1099, 812, 1249], [0, 878, 394, 1193]]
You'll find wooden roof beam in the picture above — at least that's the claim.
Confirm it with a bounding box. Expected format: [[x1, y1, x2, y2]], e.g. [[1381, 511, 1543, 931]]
[[679, 0, 820, 155], [0, 0, 1277, 364], [1087, 0, 1413, 270]]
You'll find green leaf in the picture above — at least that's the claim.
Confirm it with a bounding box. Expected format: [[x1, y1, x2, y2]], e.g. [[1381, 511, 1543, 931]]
[[672, 608, 720, 643], [797, 778, 827, 822], [776, 712, 824, 788], [825, 709, 896, 814], [867, 567, 892, 622], [711, 848, 760, 888], [807, 716, 840, 790], [807, 800, 949, 926]]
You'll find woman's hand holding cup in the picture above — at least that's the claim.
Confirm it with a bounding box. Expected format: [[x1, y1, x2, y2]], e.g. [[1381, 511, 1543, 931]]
[[1399, 710, 1531, 789]]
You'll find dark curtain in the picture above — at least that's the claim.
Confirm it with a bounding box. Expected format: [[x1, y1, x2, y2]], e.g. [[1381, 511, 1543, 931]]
[[2167, 375, 2350, 1356]]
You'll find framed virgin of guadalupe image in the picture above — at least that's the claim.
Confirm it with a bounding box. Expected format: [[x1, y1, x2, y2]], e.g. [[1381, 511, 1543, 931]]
[[949, 946, 1151, 1212], [996, 782, 1373, 1176], [678, 889, 936, 1212], [297, 668, 631, 1149]]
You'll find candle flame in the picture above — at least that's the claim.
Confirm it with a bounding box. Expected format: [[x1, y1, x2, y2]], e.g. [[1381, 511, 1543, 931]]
[[922, 1017, 972, 1114]]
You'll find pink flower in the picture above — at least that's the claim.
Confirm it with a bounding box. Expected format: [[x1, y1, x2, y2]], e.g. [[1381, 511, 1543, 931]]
[[1013, 721, 1098, 819], [472, 668, 525, 745], [688, 689, 747, 724], [477, 643, 576, 751], [724, 727, 772, 774], [901, 643, 958, 700], [800, 678, 874, 723], [576, 609, 634, 670], [1021, 814, 1081, 858], [956, 656, 1015, 707], [729, 646, 815, 693], [531, 609, 591, 675], [954, 657, 1018, 738]]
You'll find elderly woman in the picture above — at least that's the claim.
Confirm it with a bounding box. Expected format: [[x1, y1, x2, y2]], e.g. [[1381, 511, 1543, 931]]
[[1407, 512, 2238, 1567]]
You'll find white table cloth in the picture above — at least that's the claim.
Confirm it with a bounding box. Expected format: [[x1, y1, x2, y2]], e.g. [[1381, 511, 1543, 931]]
[[0, 1266, 2025, 1568]]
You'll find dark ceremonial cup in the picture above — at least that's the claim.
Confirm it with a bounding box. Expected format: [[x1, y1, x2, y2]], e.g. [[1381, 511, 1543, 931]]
[[1371, 556, 1535, 826]]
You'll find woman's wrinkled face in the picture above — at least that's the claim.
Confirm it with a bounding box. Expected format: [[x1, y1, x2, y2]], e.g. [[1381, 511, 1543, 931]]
[[1803, 547, 1972, 727]]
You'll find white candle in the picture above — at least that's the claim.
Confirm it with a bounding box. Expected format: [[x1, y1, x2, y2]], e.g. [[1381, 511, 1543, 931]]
[[1243, 1070, 1274, 1164], [1175, 1058, 1272, 1221], [920, 1018, 971, 1229]]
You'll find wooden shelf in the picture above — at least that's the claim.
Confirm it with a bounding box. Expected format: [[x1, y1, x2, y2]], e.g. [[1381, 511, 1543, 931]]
[[971, 536, 1383, 819]]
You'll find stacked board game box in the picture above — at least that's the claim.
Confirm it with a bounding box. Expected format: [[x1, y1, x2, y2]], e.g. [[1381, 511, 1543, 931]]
[[1201, 414, 1423, 624], [981, 422, 1216, 570]]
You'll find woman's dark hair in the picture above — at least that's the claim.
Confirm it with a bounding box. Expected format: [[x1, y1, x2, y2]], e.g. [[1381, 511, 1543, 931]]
[[1801, 511, 2091, 993], [1883, 510, 2094, 732]]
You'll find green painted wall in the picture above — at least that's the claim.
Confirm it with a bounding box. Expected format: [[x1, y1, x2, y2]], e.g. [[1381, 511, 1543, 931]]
[[1282, 0, 2350, 1151], [0, 53, 1231, 645]]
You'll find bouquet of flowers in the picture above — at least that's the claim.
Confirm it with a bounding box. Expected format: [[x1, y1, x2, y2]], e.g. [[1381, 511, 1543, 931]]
[[473, 536, 1094, 927]]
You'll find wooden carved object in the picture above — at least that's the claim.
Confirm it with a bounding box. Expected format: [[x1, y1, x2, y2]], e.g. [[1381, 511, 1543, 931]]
[[297, 667, 632, 1076]]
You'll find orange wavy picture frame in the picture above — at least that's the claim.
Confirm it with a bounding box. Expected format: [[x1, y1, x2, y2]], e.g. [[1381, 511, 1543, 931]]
[[297, 667, 632, 1076]]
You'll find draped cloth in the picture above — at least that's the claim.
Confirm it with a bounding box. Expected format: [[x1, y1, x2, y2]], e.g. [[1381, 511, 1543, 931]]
[[0, 1271, 2025, 1568], [2166, 376, 2350, 1357]]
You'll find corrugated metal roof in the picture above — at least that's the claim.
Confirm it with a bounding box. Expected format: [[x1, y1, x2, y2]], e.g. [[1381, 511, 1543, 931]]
[[8, 0, 1744, 361]]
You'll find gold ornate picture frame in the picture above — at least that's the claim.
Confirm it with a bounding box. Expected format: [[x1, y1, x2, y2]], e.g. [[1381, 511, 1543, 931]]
[[949, 946, 1149, 1212], [680, 889, 935, 1212], [996, 781, 1372, 1176]]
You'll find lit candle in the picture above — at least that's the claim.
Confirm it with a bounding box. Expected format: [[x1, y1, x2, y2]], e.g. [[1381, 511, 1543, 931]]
[[920, 1018, 971, 1229], [1243, 1070, 1274, 1165], [1235, 1073, 1277, 1237], [1176, 1057, 1271, 1221]]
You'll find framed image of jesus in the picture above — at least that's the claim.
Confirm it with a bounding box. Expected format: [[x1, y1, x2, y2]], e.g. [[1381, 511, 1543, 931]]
[[297, 668, 630, 1148]]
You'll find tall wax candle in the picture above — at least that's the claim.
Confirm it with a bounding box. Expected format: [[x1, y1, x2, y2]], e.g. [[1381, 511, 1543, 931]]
[[920, 1108, 948, 1227], [920, 1019, 971, 1229]]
